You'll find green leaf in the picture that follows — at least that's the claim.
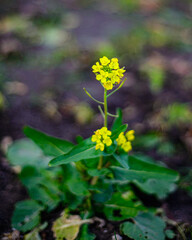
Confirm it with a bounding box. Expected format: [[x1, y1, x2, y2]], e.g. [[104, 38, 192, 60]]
[[12, 200, 44, 232], [93, 181, 113, 203], [120, 212, 166, 240], [111, 124, 128, 140], [24, 126, 74, 157], [113, 153, 129, 168], [49, 141, 115, 166], [111, 108, 123, 131], [111, 156, 179, 199], [78, 224, 95, 240], [28, 186, 60, 211], [104, 192, 146, 221], [19, 166, 62, 210], [87, 168, 110, 177], [7, 139, 50, 168], [62, 164, 89, 197]]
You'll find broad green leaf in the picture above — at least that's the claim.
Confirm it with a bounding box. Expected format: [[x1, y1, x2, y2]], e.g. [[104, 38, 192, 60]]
[[61, 164, 89, 197], [12, 200, 44, 232], [113, 153, 129, 168], [104, 192, 146, 221], [111, 124, 128, 140], [78, 224, 95, 240], [7, 139, 50, 168], [28, 186, 60, 211], [120, 212, 166, 240], [52, 212, 85, 240], [111, 156, 179, 199], [111, 108, 123, 131], [49, 141, 115, 166], [24, 126, 74, 157], [87, 168, 110, 177], [93, 181, 113, 203], [20, 166, 62, 211], [82, 157, 100, 169]]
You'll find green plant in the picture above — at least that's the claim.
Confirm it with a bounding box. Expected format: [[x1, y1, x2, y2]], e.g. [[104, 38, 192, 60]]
[[8, 57, 180, 239]]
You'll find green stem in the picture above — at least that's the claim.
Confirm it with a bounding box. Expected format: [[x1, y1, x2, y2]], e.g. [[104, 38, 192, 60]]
[[107, 112, 119, 118], [98, 105, 105, 119], [91, 156, 103, 185], [104, 89, 108, 127], [107, 78, 127, 98], [84, 88, 104, 105], [91, 89, 107, 185]]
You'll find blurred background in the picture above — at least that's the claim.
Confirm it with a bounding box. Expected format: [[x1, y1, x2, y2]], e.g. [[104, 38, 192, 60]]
[[0, 0, 192, 232]]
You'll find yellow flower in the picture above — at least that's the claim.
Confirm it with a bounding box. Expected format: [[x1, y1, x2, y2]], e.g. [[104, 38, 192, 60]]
[[116, 130, 134, 153], [100, 56, 110, 66], [92, 62, 102, 73], [92, 57, 126, 91], [91, 127, 113, 151], [96, 70, 108, 83], [122, 141, 132, 152], [91, 134, 101, 143], [116, 132, 126, 146], [95, 129, 100, 135], [100, 127, 111, 136], [117, 68, 126, 77], [96, 142, 105, 151], [103, 137, 112, 146], [126, 130, 135, 141], [111, 72, 120, 84], [109, 58, 119, 69], [103, 81, 113, 90]]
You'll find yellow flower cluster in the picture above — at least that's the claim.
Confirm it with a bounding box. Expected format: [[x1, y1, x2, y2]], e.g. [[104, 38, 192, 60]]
[[116, 130, 135, 152], [92, 56, 126, 90], [91, 127, 112, 151]]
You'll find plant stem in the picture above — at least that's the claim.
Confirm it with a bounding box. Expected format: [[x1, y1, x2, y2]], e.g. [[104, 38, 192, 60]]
[[91, 156, 103, 185], [98, 105, 105, 119], [91, 89, 107, 185], [84, 88, 104, 105], [104, 89, 108, 127], [98, 156, 103, 170], [107, 78, 127, 98]]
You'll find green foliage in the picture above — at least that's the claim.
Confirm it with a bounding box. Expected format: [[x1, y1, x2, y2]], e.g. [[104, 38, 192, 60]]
[[120, 213, 166, 240], [7, 139, 51, 168], [49, 139, 116, 166], [24, 126, 74, 157], [111, 108, 123, 131], [62, 164, 89, 197], [77, 224, 96, 240], [93, 181, 113, 203], [7, 56, 181, 239], [12, 200, 44, 232], [111, 156, 179, 199], [103, 192, 146, 221], [20, 166, 62, 211]]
